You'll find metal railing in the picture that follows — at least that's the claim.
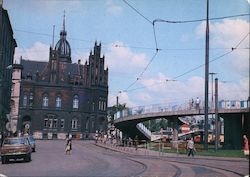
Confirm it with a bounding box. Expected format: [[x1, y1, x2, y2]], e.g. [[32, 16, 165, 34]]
[[115, 100, 248, 120]]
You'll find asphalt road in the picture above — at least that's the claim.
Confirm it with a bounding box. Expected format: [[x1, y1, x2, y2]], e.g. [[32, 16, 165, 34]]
[[0, 140, 249, 177]]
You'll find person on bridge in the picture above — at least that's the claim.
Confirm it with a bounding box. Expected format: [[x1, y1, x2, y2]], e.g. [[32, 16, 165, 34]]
[[243, 135, 249, 159], [195, 97, 200, 110], [187, 138, 196, 157]]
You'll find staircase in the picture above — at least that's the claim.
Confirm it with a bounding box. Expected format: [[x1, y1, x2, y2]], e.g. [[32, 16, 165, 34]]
[[136, 123, 152, 140]]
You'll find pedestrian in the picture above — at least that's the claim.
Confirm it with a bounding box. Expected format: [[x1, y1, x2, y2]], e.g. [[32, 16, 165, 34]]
[[95, 130, 99, 143], [65, 136, 72, 155], [196, 97, 200, 110], [187, 138, 196, 157], [134, 135, 139, 150], [190, 98, 194, 109], [243, 135, 249, 159]]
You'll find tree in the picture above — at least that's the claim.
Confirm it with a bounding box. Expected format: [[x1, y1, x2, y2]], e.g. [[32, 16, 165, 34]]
[[107, 103, 126, 125]]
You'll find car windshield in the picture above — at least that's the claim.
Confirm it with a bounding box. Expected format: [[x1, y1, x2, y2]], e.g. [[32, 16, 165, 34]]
[[4, 138, 26, 145], [27, 136, 35, 142]]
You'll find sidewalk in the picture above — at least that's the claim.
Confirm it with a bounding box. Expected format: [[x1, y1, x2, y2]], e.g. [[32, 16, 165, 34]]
[[95, 141, 248, 162]]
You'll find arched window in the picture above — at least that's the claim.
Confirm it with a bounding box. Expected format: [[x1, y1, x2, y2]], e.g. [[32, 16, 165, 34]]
[[23, 94, 28, 107], [43, 94, 49, 107], [73, 95, 79, 109], [56, 96, 62, 108], [29, 93, 34, 107]]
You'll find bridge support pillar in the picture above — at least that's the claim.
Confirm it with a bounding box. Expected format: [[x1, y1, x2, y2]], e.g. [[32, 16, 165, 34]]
[[242, 113, 250, 140], [223, 114, 243, 149], [171, 117, 178, 148]]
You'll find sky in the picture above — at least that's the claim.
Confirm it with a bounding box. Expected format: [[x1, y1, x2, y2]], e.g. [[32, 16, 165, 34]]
[[3, 0, 250, 108]]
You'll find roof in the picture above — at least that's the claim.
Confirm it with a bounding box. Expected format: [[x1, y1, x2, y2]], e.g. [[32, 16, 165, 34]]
[[21, 59, 83, 82]]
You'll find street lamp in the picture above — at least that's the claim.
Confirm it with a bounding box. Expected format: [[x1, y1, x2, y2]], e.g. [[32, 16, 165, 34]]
[[209, 72, 217, 144], [209, 72, 217, 108], [214, 78, 219, 151]]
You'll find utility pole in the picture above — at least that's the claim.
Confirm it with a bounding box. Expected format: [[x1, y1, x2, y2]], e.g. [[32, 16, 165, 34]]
[[215, 78, 219, 151], [248, 3, 250, 110], [204, 0, 210, 150]]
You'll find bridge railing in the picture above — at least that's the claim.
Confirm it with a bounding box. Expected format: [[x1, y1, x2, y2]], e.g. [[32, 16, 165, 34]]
[[115, 100, 248, 120]]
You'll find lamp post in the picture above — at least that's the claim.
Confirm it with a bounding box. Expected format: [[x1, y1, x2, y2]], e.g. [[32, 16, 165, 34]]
[[209, 72, 217, 108], [214, 78, 219, 151], [209, 72, 217, 144]]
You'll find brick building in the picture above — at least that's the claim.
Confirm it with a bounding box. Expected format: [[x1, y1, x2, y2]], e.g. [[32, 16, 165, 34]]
[[17, 17, 108, 139]]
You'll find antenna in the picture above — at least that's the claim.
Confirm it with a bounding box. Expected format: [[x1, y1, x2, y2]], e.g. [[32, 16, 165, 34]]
[[63, 10, 66, 31], [52, 25, 55, 48]]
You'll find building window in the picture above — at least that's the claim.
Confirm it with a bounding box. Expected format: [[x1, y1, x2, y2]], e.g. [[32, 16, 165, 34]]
[[44, 114, 57, 129], [71, 119, 78, 129], [23, 94, 28, 107], [53, 119, 58, 128], [103, 101, 106, 111], [92, 102, 95, 111], [85, 118, 89, 130], [73, 95, 79, 109], [29, 93, 34, 107], [44, 119, 49, 128], [60, 119, 65, 128], [56, 97, 62, 108], [98, 99, 107, 111], [11, 83, 15, 96], [43, 95, 49, 107], [48, 119, 53, 128], [99, 101, 101, 110]]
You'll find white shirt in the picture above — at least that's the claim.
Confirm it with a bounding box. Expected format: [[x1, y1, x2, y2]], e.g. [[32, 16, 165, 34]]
[[187, 140, 194, 149]]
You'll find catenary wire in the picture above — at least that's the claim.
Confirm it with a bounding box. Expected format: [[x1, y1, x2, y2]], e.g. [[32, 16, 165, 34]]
[[123, 32, 249, 92]]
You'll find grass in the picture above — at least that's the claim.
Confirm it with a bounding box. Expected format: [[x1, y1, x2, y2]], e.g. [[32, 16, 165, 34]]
[[144, 142, 246, 158], [197, 149, 245, 158]]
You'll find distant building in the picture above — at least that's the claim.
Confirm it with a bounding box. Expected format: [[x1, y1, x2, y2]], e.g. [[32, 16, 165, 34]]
[[17, 16, 109, 139], [10, 64, 23, 134], [0, 2, 17, 132]]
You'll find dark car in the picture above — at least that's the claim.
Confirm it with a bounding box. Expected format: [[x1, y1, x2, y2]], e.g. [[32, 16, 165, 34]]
[[0, 137, 32, 164], [25, 135, 36, 152]]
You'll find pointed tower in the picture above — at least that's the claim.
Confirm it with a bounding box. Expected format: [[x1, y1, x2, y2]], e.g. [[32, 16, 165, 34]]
[[55, 11, 71, 63]]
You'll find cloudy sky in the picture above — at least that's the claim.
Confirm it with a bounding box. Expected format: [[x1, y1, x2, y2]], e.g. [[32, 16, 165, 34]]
[[3, 0, 250, 108]]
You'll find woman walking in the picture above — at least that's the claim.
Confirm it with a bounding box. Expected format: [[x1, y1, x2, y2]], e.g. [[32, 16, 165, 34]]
[[243, 135, 249, 159], [65, 136, 72, 155]]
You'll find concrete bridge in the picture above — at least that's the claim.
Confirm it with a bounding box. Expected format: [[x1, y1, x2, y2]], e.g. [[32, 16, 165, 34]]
[[114, 100, 249, 149]]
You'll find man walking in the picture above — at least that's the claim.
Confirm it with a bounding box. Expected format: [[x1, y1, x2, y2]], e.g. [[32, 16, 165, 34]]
[[187, 138, 196, 157]]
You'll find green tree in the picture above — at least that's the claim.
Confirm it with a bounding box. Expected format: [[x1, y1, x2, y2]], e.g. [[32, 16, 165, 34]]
[[107, 103, 126, 125]]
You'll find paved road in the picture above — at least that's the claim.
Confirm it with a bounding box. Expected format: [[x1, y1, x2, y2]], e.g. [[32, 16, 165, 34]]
[[0, 140, 249, 177]]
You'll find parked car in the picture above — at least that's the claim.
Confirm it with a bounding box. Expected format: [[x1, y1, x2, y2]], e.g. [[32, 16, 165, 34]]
[[25, 135, 36, 152], [0, 137, 32, 164]]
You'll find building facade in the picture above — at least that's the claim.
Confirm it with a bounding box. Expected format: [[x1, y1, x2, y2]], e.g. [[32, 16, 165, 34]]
[[18, 18, 108, 139], [10, 64, 23, 134], [0, 2, 17, 132]]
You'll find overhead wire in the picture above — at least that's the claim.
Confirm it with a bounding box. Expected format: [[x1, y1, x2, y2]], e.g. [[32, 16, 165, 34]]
[[122, 0, 152, 25], [124, 50, 158, 91], [124, 32, 249, 92], [121, 0, 250, 94], [152, 13, 250, 25]]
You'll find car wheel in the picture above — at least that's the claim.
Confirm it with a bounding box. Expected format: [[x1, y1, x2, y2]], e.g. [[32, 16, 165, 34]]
[[1, 156, 7, 164], [25, 153, 31, 162]]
